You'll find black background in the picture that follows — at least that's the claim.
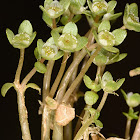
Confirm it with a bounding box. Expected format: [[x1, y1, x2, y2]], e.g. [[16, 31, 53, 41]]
[[0, 0, 140, 139]]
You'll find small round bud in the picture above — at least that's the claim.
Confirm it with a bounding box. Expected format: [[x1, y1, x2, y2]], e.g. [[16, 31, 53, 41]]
[[58, 33, 78, 52], [84, 91, 99, 105], [12, 33, 30, 49], [92, 1, 108, 16], [41, 42, 58, 60], [126, 92, 140, 108], [98, 30, 115, 48]]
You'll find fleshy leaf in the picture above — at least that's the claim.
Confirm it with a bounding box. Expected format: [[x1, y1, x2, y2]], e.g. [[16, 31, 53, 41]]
[[26, 83, 41, 95], [51, 51, 64, 60], [62, 22, 78, 36], [103, 46, 119, 53], [60, 0, 70, 10], [107, 1, 117, 13], [40, 6, 53, 28], [34, 62, 47, 74], [83, 75, 93, 89], [34, 47, 41, 60], [116, 53, 127, 62], [51, 30, 60, 45], [29, 32, 37, 45], [112, 29, 127, 46], [116, 78, 125, 90], [84, 91, 99, 105], [129, 3, 138, 17], [120, 89, 127, 100], [76, 37, 88, 51], [37, 39, 44, 54], [6, 28, 14, 44], [94, 120, 103, 128], [72, 15, 82, 23], [102, 71, 113, 83], [18, 20, 33, 36], [60, 15, 69, 25], [98, 20, 111, 33], [1, 83, 14, 97], [103, 12, 122, 21]]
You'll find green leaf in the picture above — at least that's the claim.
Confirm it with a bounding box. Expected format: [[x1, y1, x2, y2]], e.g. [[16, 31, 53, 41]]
[[34, 47, 41, 60], [127, 19, 140, 32], [18, 20, 33, 36], [51, 30, 60, 45], [104, 12, 122, 21], [116, 78, 125, 90], [104, 81, 117, 93], [76, 37, 88, 51], [92, 30, 99, 43], [94, 120, 103, 128], [123, 4, 129, 25], [102, 71, 113, 82], [129, 3, 138, 17], [84, 91, 99, 105], [112, 29, 127, 46], [60, 0, 70, 10], [51, 50, 64, 60], [1, 83, 14, 97], [34, 62, 47, 74], [98, 20, 111, 33], [87, 0, 93, 13], [40, 5, 53, 28], [26, 83, 41, 95], [60, 15, 69, 25], [107, 1, 117, 13], [103, 46, 119, 53], [117, 53, 127, 62], [120, 89, 127, 100], [83, 75, 93, 89], [29, 32, 37, 45], [62, 22, 78, 36], [37, 39, 44, 54], [6, 28, 14, 44], [72, 15, 82, 23]]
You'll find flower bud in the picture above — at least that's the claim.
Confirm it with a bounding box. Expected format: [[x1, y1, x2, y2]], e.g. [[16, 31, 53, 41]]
[[84, 91, 99, 105], [126, 92, 140, 108]]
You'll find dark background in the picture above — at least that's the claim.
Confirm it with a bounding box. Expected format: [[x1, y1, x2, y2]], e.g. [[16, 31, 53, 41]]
[[0, 0, 140, 139]]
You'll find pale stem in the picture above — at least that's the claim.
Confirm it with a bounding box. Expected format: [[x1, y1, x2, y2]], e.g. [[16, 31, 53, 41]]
[[62, 46, 101, 103], [41, 106, 51, 140], [49, 53, 69, 98], [42, 60, 55, 102], [41, 60, 55, 140], [55, 49, 87, 103], [64, 122, 72, 140], [21, 58, 45, 87], [97, 92, 108, 112], [14, 49, 25, 84], [17, 91, 31, 140], [52, 121, 63, 140], [132, 115, 140, 140], [125, 118, 131, 139]]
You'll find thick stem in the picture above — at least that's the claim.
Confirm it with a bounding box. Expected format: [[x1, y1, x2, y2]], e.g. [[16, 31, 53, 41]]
[[41, 106, 51, 140], [53, 121, 63, 140], [49, 53, 68, 98], [55, 49, 87, 103], [17, 91, 31, 140], [125, 119, 131, 139], [42, 60, 55, 102], [64, 122, 72, 140], [14, 49, 25, 84], [62, 46, 101, 103], [132, 115, 140, 140], [41, 60, 55, 140]]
